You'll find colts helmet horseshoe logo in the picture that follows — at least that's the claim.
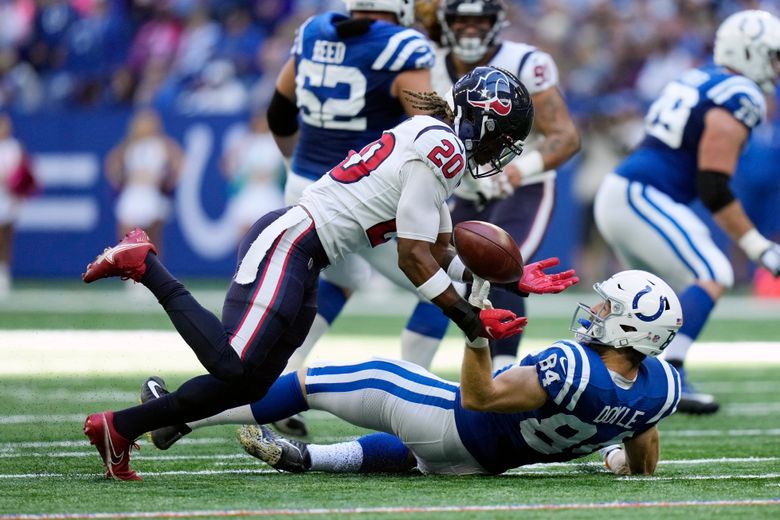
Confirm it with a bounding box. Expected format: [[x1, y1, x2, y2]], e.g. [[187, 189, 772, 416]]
[[466, 69, 513, 116], [632, 285, 666, 323]]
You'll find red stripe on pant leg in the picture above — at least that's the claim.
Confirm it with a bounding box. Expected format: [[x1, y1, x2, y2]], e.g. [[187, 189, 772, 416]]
[[239, 222, 315, 360]]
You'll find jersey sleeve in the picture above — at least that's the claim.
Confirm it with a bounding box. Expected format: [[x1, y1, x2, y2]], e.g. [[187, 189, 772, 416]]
[[290, 15, 317, 57], [705, 76, 766, 129], [528, 341, 592, 412], [518, 49, 559, 94], [396, 160, 448, 242], [645, 358, 682, 425], [412, 123, 466, 189], [371, 28, 435, 72]]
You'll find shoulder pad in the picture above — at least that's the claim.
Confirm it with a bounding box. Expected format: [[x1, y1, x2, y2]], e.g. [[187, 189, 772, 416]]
[[411, 119, 466, 181], [371, 27, 435, 72], [532, 341, 592, 412], [291, 15, 318, 56], [705, 75, 766, 128]]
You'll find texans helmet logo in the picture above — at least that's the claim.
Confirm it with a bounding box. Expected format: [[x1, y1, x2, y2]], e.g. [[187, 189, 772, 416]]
[[466, 70, 513, 116]]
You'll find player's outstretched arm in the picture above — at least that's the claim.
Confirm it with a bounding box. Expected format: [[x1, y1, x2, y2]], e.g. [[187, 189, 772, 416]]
[[459, 277, 545, 413], [699, 109, 780, 276], [602, 426, 660, 475], [496, 257, 580, 295]]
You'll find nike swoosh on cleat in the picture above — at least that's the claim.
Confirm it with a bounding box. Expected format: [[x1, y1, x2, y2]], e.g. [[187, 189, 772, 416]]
[[104, 242, 149, 264], [102, 415, 124, 476], [146, 380, 164, 399]]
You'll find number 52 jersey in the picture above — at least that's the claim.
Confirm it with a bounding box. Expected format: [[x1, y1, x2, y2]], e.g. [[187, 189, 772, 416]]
[[291, 12, 435, 181], [616, 65, 766, 203], [299, 116, 466, 264], [454, 341, 681, 474]]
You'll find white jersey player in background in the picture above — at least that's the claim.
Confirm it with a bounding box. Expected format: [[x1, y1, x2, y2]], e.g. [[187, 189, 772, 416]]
[[418, 0, 580, 369]]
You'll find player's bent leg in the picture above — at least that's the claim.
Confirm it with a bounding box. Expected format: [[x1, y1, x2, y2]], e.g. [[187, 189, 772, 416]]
[[140, 376, 191, 450]]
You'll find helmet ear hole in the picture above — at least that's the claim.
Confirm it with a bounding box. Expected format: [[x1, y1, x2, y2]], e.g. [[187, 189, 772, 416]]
[[620, 324, 637, 333]]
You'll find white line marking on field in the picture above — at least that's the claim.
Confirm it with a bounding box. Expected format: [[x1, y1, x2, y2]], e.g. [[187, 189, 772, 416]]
[[617, 473, 780, 481], [1, 499, 779, 519]]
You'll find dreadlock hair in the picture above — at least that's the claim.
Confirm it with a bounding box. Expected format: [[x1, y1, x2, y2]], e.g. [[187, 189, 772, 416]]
[[403, 90, 454, 125]]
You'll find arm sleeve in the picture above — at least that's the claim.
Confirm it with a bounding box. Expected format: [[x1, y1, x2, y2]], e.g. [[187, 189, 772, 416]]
[[396, 160, 448, 243], [438, 202, 452, 234]]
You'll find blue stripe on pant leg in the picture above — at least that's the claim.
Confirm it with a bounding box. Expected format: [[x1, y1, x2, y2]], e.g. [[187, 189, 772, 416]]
[[309, 360, 459, 392], [625, 182, 700, 279], [307, 379, 456, 409], [639, 185, 715, 279]]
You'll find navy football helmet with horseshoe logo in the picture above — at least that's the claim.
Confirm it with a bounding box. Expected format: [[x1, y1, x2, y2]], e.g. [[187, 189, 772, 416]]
[[450, 66, 533, 178]]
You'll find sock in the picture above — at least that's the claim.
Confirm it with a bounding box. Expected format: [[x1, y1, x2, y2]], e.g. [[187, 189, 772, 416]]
[[140, 254, 243, 381], [187, 404, 255, 430], [663, 285, 715, 364], [308, 441, 363, 472], [248, 371, 309, 424], [357, 433, 414, 473], [400, 330, 440, 370]]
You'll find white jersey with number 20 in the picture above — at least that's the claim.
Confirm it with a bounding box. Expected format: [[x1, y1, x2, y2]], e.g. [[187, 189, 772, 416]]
[[299, 115, 466, 263]]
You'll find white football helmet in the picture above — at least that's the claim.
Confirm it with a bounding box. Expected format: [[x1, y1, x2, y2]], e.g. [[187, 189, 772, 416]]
[[714, 9, 780, 93], [345, 0, 415, 26], [570, 270, 683, 357]]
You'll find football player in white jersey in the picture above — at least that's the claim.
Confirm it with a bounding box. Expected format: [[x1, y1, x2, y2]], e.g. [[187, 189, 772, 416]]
[[224, 270, 682, 477], [79, 66, 555, 480], [428, 0, 581, 370], [594, 10, 780, 414]]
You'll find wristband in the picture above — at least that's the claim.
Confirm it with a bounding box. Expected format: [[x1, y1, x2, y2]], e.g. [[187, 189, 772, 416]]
[[466, 336, 489, 348], [738, 228, 771, 261], [513, 150, 544, 177], [417, 268, 451, 301], [446, 255, 466, 283]]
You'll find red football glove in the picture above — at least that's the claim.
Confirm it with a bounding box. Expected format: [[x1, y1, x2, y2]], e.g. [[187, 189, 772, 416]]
[[518, 257, 580, 294], [479, 309, 528, 339]]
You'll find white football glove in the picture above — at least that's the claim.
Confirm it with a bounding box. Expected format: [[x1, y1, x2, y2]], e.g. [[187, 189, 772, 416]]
[[759, 242, 780, 277], [468, 275, 492, 309]]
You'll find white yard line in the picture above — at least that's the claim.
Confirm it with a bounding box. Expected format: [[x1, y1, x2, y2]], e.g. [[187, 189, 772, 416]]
[[2, 332, 780, 375], [0, 499, 779, 519]]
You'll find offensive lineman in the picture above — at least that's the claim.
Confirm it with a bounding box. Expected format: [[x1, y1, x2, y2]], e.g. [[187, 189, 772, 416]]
[[80, 67, 542, 481], [232, 270, 682, 477], [428, 0, 581, 370], [594, 10, 780, 414]]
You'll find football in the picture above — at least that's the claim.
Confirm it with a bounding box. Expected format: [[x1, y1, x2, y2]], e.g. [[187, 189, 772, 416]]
[[453, 221, 524, 284]]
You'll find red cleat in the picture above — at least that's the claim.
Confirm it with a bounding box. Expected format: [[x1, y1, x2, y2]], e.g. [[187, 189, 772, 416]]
[[82, 228, 157, 283], [83, 411, 142, 481]]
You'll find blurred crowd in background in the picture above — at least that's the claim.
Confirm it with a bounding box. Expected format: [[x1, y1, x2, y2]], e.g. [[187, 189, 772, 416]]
[[0, 0, 779, 293]]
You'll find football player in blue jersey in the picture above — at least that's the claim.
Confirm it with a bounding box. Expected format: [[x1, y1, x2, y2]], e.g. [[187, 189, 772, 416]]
[[429, 0, 581, 370], [264, 0, 447, 436], [216, 270, 682, 476], [594, 10, 780, 415]]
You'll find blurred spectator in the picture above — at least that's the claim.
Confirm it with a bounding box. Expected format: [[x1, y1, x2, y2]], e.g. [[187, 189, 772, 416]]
[[0, 113, 35, 297], [0, 47, 43, 111], [105, 108, 184, 256], [176, 59, 248, 114], [213, 6, 264, 79], [221, 111, 284, 235], [171, 5, 221, 81]]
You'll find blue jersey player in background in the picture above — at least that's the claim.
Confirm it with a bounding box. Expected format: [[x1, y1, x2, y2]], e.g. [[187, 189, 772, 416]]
[[594, 10, 780, 415], [262, 0, 452, 437], [231, 270, 681, 476]]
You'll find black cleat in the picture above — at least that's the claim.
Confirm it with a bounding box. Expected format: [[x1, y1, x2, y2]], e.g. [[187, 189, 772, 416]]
[[140, 376, 191, 449], [675, 367, 720, 415], [238, 425, 311, 473], [272, 414, 309, 438]]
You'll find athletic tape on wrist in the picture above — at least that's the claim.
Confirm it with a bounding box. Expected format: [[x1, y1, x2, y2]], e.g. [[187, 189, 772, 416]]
[[466, 336, 489, 348], [446, 255, 466, 283], [738, 228, 771, 261], [417, 268, 451, 301]]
